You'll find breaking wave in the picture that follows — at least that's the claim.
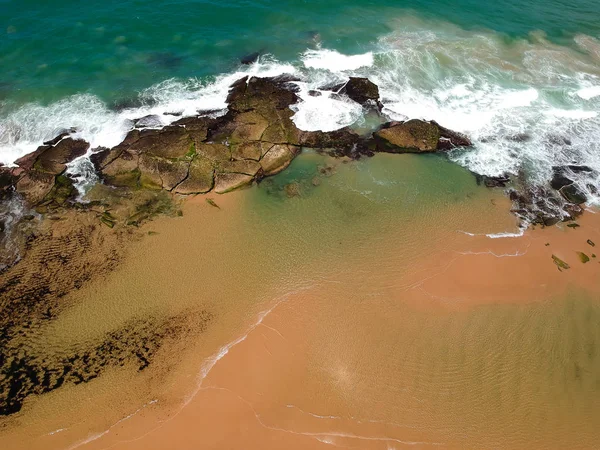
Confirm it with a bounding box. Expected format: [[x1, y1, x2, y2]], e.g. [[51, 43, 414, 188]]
[[1, 15, 599, 206]]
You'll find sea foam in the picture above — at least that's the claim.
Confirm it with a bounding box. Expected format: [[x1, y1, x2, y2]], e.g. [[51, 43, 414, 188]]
[[1, 19, 600, 209]]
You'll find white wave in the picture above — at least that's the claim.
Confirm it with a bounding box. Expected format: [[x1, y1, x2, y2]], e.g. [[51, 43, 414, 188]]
[[1, 19, 600, 209], [290, 82, 363, 132], [485, 229, 526, 239], [0, 55, 296, 167], [0, 95, 128, 166], [458, 227, 526, 239], [301, 49, 374, 71], [576, 86, 600, 100]]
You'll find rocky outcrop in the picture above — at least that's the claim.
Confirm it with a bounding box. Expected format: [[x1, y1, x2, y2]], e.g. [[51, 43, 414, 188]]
[[374, 119, 473, 153], [91, 75, 306, 195], [550, 165, 595, 206], [434, 121, 473, 149], [3, 75, 474, 209], [11, 137, 88, 206], [374, 120, 441, 153], [8, 73, 584, 232]]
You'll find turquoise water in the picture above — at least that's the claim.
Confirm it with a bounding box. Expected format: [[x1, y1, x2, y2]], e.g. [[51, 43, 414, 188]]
[[1, 0, 599, 102], [1, 0, 600, 203]]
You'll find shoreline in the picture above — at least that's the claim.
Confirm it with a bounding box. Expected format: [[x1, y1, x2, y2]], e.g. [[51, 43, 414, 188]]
[[64, 210, 600, 450], [1, 177, 599, 449], [0, 74, 599, 449]]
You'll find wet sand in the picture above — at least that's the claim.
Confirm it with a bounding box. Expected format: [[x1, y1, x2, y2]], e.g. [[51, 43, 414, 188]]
[[2, 154, 600, 449], [68, 210, 600, 450]]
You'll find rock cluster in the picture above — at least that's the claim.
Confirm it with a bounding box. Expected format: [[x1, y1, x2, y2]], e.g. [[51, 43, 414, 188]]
[[0, 74, 591, 229], [1, 74, 475, 212]]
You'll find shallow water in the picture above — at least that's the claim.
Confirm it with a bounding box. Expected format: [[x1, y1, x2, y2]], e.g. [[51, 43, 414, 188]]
[[2, 153, 600, 449]]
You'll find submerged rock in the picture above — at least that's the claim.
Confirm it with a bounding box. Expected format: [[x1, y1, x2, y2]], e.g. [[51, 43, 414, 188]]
[[476, 174, 511, 188], [577, 252, 590, 263], [240, 51, 261, 65], [284, 181, 301, 198], [552, 255, 570, 271]]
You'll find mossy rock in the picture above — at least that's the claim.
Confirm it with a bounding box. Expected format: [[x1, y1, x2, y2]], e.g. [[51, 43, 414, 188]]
[[46, 174, 76, 206], [374, 120, 441, 153], [552, 255, 570, 271], [213, 172, 254, 194], [231, 142, 262, 161], [576, 252, 590, 263], [174, 157, 215, 195], [138, 154, 189, 190], [104, 168, 142, 189], [260, 144, 300, 176]]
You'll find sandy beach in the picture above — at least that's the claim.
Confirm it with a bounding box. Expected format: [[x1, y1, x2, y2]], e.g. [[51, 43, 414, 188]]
[[2, 155, 599, 449]]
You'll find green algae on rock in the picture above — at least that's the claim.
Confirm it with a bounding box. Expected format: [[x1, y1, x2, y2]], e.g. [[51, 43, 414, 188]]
[[552, 255, 570, 271], [577, 252, 590, 263]]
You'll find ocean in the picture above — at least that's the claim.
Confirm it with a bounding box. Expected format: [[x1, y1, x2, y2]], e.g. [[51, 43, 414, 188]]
[[2, 3, 600, 447], [1, 0, 600, 204]]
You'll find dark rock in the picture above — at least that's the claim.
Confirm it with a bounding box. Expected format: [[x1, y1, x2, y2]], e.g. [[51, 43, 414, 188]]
[[551, 172, 574, 191], [196, 108, 225, 116], [0, 167, 17, 190], [307, 90, 322, 97], [240, 51, 261, 65], [551, 165, 595, 191], [339, 77, 381, 109], [299, 128, 360, 151], [319, 81, 346, 93], [163, 111, 183, 117], [563, 203, 584, 220], [43, 128, 76, 146], [565, 165, 594, 173], [476, 174, 511, 188], [542, 215, 561, 226], [433, 121, 473, 149], [133, 115, 163, 128], [559, 184, 587, 204]]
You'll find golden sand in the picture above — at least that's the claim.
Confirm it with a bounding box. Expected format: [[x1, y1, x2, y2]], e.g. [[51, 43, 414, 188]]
[[2, 155, 600, 450]]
